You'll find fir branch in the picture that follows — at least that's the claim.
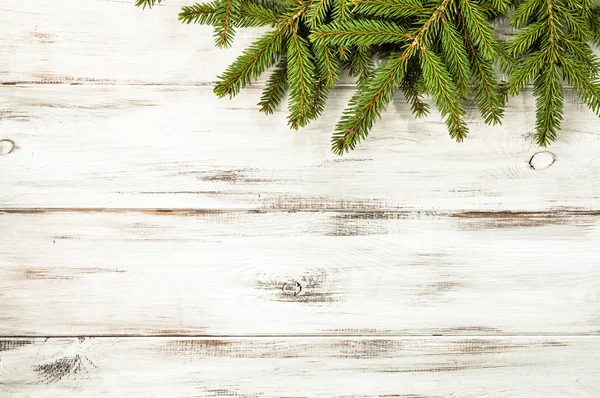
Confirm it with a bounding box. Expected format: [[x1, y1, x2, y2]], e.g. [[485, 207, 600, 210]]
[[214, 4, 309, 98], [507, 0, 600, 146], [180, 2, 221, 25], [506, 51, 546, 95], [332, 0, 456, 154], [352, 0, 428, 19], [560, 10, 591, 41], [348, 45, 374, 82], [214, 0, 238, 48], [504, 22, 545, 57], [311, 78, 330, 118], [533, 64, 563, 146], [237, 3, 282, 27], [135, 0, 164, 9], [559, 36, 600, 73], [420, 48, 468, 141], [511, 0, 542, 28], [332, 49, 413, 154], [487, 0, 510, 13], [590, 6, 600, 43], [140, 0, 600, 153], [439, 18, 471, 96], [459, 0, 498, 59], [408, 0, 454, 49], [287, 29, 316, 128], [258, 58, 289, 114], [310, 19, 409, 46], [400, 67, 430, 117], [470, 50, 504, 125], [305, 0, 334, 27], [333, 0, 350, 21], [545, 0, 559, 61], [314, 45, 342, 87], [460, 13, 504, 125], [560, 55, 600, 116], [214, 28, 286, 98]]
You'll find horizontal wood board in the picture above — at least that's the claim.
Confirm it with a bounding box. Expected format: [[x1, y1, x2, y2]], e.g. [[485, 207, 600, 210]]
[[1, 85, 600, 210], [1, 337, 600, 397], [1, 0, 598, 85], [1, 210, 599, 336]]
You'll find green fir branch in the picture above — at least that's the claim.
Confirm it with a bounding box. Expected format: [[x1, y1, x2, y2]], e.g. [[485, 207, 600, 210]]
[[560, 55, 600, 116], [533, 64, 563, 146], [439, 18, 471, 96], [311, 78, 330, 119], [348, 45, 374, 82], [258, 58, 289, 114], [506, 51, 546, 95], [287, 28, 317, 128], [352, 0, 428, 19], [237, 3, 281, 27], [332, 50, 412, 154], [504, 22, 545, 57], [400, 67, 430, 118], [305, 0, 334, 27], [138, 0, 600, 153], [180, 2, 221, 25], [214, 3, 309, 98], [135, 0, 164, 9], [214, 28, 286, 98], [310, 19, 408, 46], [470, 50, 504, 125], [214, 0, 238, 48], [459, 0, 498, 59], [420, 48, 468, 141], [333, 0, 350, 21], [511, 0, 542, 28], [314, 45, 342, 87]]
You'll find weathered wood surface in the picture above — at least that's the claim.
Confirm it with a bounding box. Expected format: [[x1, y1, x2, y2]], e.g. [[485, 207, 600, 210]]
[[0, 0, 256, 85], [3, 0, 600, 395], [1, 337, 599, 397], [2, 85, 600, 210], [1, 210, 599, 336]]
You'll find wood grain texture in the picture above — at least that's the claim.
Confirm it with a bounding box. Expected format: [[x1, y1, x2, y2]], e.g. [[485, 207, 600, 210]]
[[1, 85, 600, 210], [1, 210, 599, 336], [1, 337, 599, 397], [4, 1, 600, 393], [0, 0, 259, 85]]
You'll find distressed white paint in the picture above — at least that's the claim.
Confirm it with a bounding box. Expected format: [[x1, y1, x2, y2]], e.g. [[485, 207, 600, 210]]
[[1, 85, 600, 210], [3, 0, 600, 395], [0, 0, 258, 84], [1, 337, 599, 397], [1, 210, 599, 336]]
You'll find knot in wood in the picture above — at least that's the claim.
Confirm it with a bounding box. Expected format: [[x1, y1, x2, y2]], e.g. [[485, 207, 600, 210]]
[[529, 151, 555, 171], [0, 139, 16, 155], [282, 281, 302, 296]]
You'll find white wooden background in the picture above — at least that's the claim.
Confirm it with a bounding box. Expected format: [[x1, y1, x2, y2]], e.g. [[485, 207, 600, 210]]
[[1, 1, 600, 396]]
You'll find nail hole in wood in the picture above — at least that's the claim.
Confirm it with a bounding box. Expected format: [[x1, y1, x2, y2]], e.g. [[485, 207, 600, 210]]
[[282, 281, 302, 296], [0, 139, 15, 155], [529, 151, 555, 171]]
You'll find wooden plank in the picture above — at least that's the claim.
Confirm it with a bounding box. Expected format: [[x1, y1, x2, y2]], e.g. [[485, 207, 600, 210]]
[[1, 337, 599, 396], [2, 0, 598, 85], [0, 0, 261, 85], [1, 210, 599, 336], [1, 85, 600, 210]]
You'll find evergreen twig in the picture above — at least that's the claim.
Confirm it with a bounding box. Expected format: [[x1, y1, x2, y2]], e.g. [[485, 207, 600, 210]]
[[138, 0, 600, 154]]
